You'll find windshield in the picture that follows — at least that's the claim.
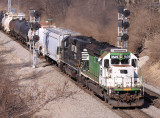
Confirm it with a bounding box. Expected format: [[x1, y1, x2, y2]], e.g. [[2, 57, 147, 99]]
[[111, 59, 129, 65]]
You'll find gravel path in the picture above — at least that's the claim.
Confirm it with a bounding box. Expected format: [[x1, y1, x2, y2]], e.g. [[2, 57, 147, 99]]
[[138, 56, 149, 68], [139, 56, 160, 96], [0, 32, 121, 118]]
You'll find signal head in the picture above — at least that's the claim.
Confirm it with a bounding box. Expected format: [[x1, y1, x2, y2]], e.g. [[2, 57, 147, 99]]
[[122, 34, 129, 41], [33, 35, 39, 42], [33, 23, 41, 30], [123, 10, 130, 17], [123, 22, 130, 29]]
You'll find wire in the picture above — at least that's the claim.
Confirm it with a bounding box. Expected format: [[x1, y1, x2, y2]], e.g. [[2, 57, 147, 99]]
[[18, 0, 19, 12]]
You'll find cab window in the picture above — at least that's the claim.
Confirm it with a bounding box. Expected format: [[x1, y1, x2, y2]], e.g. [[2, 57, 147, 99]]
[[64, 39, 69, 47], [132, 59, 137, 67], [111, 59, 119, 64], [104, 59, 109, 68], [121, 59, 129, 64]]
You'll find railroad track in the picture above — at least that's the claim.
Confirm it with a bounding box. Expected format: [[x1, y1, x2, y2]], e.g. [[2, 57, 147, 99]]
[[0, 31, 158, 118], [134, 108, 152, 118], [65, 77, 153, 118], [114, 108, 152, 118]]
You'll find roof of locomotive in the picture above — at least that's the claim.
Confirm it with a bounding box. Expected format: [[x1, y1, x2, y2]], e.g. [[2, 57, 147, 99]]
[[86, 41, 117, 57], [69, 36, 96, 44]]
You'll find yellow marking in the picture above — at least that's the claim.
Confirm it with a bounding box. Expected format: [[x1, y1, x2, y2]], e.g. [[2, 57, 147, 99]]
[[123, 88, 131, 91], [58, 53, 61, 64], [76, 60, 81, 76]]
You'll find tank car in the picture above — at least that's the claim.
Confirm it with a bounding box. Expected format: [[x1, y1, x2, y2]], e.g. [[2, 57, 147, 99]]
[[14, 18, 30, 43], [0, 11, 4, 29], [9, 18, 18, 36], [1, 13, 8, 30], [3, 13, 17, 33], [19, 21, 30, 42]]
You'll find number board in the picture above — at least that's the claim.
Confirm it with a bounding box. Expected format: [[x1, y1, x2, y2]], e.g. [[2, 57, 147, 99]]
[[110, 55, 119, 59], [110, 55, 130, 59], [123, 55, 130, 59]]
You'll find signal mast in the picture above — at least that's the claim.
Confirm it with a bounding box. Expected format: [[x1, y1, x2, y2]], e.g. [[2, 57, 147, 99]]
[[117, 6, 130, 49], [29, 10, 41, 68]]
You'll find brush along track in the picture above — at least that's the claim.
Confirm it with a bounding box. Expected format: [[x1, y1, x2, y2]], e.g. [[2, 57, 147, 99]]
[[144, 87, 160, 108], [0, 31, 156, 118]]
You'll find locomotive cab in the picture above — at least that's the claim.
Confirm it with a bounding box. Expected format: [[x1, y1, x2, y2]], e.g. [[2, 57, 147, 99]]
[[98, 49, 144, 107]]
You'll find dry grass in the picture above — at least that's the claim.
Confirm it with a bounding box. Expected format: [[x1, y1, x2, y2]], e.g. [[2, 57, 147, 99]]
[[0, 48, 76, 117], [0, 49, 28, 117]]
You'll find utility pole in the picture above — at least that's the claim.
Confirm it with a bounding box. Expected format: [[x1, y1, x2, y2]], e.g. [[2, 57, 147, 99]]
[[8, 0, 11, 13], [18, 0, 19, 12]]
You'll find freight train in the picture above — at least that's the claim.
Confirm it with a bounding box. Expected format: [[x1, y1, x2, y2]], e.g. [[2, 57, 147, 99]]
[[0, 11, 144, 107]]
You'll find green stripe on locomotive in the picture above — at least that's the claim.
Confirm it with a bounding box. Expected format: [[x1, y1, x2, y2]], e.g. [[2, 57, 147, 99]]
[[89, 55, 100, 79]]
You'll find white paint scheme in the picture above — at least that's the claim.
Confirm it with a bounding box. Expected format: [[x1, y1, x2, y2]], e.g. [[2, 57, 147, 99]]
[[4, 14, 13, 32], [2, 15, 8, 28], [98, 49, 142, 88], [111, 66, 134, 88]]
